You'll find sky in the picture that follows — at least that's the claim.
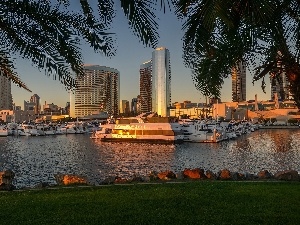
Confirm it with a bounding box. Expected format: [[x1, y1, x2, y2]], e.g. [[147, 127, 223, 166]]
[[11, 2, 271, 109]]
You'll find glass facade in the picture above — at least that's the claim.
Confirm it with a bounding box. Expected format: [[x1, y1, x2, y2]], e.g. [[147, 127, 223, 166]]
[[139, 60, 152, 113], [270, 71, 290, 101], [74, 65, 119, 117], [151, 47, 171, 117], [30, 94, 40, 114], [232, 61, 246, 102]]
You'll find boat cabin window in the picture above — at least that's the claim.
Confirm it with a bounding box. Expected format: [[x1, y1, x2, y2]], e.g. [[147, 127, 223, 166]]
[[111, 129, 175, 136], [142, 130, 175, 136]]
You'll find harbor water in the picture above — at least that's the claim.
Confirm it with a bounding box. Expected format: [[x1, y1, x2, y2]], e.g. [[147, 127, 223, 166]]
[[1, 129, 300, 188]]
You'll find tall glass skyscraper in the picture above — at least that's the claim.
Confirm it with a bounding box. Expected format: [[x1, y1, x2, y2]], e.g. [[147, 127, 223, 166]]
[[232, 61, 246, 102], [139, 60, 152, 113], [151, 47, 171, 117], [72, 65, 120, 117], [270, 60, 291, 101]]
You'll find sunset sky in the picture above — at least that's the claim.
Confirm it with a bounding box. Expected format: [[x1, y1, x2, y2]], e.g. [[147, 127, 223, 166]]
[[11, 2, 271, 109]]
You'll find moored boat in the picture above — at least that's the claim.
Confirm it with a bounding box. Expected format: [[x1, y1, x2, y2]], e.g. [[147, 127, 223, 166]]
[[181, 119, 228, 143], [20, 124, 39, 136], [91, 117, 184, 144], [54, 126, 64, 135], [36, 124, 55, 136]]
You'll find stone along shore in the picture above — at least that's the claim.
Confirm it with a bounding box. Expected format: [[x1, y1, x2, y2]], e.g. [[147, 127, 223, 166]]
[[1, 168, 300, 190]]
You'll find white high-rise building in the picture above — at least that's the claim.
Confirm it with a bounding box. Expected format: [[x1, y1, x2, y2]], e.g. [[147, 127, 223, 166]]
[[151, 47, 171, 117], [0, 74, 13, 110], [71, 65, 120, 117]]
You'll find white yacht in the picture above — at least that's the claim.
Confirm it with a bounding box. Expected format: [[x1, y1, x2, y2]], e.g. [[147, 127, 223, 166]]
[[84, 123, 100, 134], [36, 124, 55, 136], [225, 127, 237, 139], [6, 123, 18, 136], [181, 120, 225, 143], [6, 123, 28, 136], [16, 127, 28, 136], [75, 124, 85, 134], [20, 124, 39, 136], [54, 126, 64, 135], [91, 117, 184, 144], [60, 124, 77, 134], [206, 121, 228, 141], [61, 122, 86, 134], [220, 122, 237, 139]]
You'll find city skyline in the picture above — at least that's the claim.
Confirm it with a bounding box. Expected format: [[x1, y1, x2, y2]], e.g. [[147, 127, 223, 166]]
[[10, 5, 272, 109]]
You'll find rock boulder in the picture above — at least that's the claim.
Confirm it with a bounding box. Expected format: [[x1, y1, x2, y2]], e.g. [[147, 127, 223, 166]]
[[183, 168, 207, 179], [257, 170, 273, 179], [0, 170, 15, 185], [100, 176, 117, 185], [274, 170, 299, 181], [232, 172, 245, 181], [205, 170, 217, 180], [218, 169, 232, 180], [0, 170, 15, 191], [54, 174, 88, 186], [157, 170, 176, 180]]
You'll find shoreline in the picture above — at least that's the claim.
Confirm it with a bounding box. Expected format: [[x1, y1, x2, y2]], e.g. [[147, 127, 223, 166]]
[[2, 168, 299, 191], [259, 125, 300, 129]]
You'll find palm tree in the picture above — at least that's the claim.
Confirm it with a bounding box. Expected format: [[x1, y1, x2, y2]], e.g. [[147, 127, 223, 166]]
[[0, 0, 165, 91], [5, 0, 299, 110], [174, 0, 300, 108]]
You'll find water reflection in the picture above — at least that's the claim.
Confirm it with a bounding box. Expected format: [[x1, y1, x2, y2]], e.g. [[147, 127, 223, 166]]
[[0, 129, 300, 188], [93, 140, 177, 179], [228, 130, 300, 173]]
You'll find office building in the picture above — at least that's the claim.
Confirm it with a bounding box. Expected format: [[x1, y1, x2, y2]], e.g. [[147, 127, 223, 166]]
[[139, 60, 152, 113], [136, 95, 142, 114], [151, 47, 171, 117], [232, 61, 246, 102], [270, 61, 291, 101], [43, 102, 60, 113], [29, 94, 40, 114], [65, 102, 70, 115], [120, 100, 130, 115], [0, 74, 12, 110], [140, 47, 171, 117], [23, 100, 35, 111], [131, 97, 138, 115], [73, 65, 119, 117]]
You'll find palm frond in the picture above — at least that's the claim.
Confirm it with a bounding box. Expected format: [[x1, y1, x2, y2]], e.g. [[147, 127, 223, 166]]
[[97, 0, 115, 26], [0, 0, 116, 91], [120, 0, 159, 47], [0, 52, 31, 92], [175, 0, 299, 100]]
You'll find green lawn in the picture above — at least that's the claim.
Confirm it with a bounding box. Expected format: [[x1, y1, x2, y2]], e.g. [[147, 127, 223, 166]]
[[1, 181, 299, 225]]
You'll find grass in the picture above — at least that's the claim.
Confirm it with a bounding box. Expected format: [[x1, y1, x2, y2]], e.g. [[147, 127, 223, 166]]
[[0, 181, 299, 225]]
